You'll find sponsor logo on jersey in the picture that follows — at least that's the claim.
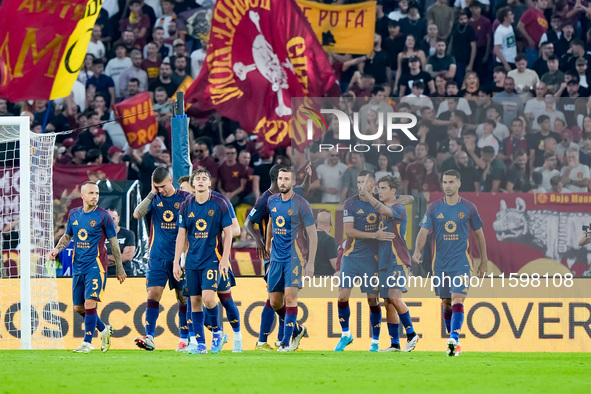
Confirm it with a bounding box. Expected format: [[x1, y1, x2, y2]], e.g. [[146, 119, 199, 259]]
[[357, 209, 364, 214], [271, 207, 277, 212], [276, 216, 285, 227], [196, 219, 208, 231], [437, 213, 444, 219], [188, 212, 195, 218], [78, 229, 88, 241], [366, 213, 377, 224], [163, 210, 174, 222], [445, 221, 457, 233], [73, 220, 78, 226], [157, 202, 163, 207]]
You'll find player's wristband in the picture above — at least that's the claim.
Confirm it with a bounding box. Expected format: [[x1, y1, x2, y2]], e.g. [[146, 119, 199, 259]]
[[147, 192, 156, 200]]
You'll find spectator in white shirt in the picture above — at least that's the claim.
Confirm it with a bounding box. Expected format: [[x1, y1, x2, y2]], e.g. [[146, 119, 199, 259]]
[[86, 25, 106, 61], [316, 148, 348, 203], [560, 148, 590, 192]]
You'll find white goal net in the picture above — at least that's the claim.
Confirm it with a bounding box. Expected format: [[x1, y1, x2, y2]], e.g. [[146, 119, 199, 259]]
[[0, 117, 64, 349]]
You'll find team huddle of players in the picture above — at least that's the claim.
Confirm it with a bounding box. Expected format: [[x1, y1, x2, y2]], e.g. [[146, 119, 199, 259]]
[[50, 162, 487, 356]]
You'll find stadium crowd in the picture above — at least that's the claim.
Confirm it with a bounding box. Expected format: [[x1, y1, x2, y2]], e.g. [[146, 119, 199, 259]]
[[1, 0, 591, 205]]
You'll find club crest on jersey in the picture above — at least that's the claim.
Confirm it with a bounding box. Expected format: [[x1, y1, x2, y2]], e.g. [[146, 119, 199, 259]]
[[287, 209, 293, 216], [208, 209, 215, 216], [89, 220, 96, 227], [196, 219, 208, 231], [78, 229, 88, 241], [163, 210, 174, 222], [174, 202, 180, 209], [232, 171, 239, 177], [458, 212, 465, 219], [276, 216, 285, 227], [366, 213, 377, 224], [444, 221, 457, 233]]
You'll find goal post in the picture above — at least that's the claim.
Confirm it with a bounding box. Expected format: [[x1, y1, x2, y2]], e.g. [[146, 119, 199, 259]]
[[0, 116, 64, 349]]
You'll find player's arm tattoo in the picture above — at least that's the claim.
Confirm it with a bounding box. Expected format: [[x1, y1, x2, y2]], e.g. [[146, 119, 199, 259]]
[[371, 199, 387, 213], [108, 236, 124, 275], [133, 192, 156, 219], [55, 233, 72, 252]]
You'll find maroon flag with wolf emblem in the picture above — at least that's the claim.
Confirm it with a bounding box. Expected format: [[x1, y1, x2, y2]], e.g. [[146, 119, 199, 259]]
[[185, 0, 337, 150]]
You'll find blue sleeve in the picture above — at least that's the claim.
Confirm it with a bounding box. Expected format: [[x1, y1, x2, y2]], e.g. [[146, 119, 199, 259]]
[[469, 205, 483, 231], [389, 205, 406, 219], [221, 195, 237, 219], [300, 199, 315, 228], [343, 199, 355, 223], [103, 212, 117, 239], [177, 201, 188, 229], [294, 186, 305, 196], [219, 200, 233, 229], [65, 211, 74, 236], [147, 198, 154, 213], [248, 196, 267, 224], [419, 204, 434, 230]]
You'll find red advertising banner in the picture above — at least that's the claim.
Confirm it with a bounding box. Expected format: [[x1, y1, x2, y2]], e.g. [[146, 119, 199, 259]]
[[428, 193, 591, 276], [0, 0, 103, 101], [112, 92, 158, 149], [53, 164, 127, 229], [186, 0, 337, 150]]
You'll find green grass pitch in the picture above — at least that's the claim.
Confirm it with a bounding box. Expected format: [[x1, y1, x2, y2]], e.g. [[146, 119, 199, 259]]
[[2, 351, 591, 393]]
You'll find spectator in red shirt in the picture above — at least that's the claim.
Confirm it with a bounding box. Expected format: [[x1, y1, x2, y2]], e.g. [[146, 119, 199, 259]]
[[421, 156, 441, 193], [217, 145, 247, 206], [517, 0, 549, 67], [119, 0, 151, 48], [403, 142, 428, 193], [192, 137, 219, 189], [469, 2, 493, 82], [238, 150, 255, 205]]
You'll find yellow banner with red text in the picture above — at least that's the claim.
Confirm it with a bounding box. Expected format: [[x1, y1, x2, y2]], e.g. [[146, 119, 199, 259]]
[[0, 278, 590, 351]]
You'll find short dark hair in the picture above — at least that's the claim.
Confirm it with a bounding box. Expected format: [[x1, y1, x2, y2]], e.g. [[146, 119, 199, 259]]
[[484, 118, 497, 128], [278, 166, 296, 179], [129, 78, 140, 85], [537, 114, 550, 124], [571, 38, 584, 47], [378, 175, 400, 191], [513, 149, 527, 159], [358, 170, 375, 180], [443, 169, 461, 181], [496, 6, 512, 24], [190, 168, 211, 186], [532, 171, 542, 185], [493, 65, 508, 75], [515, 54, 527, 63], [86, 149, 101, 162], [269, 164, 288, 182], [177, 175, 190, 185], [152, 167, 171, 184]]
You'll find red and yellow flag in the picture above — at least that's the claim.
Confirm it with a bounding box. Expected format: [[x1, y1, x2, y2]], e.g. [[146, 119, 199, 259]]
[[185, 0, 337, 150], [296, 0, 376, 54], [0, 0, 102, 101], [113, 92, 158, 149]]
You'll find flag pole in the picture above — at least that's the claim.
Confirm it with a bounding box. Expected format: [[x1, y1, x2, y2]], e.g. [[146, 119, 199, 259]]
[[41, 100, 52, 132], [171, 91, 191, 188]]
